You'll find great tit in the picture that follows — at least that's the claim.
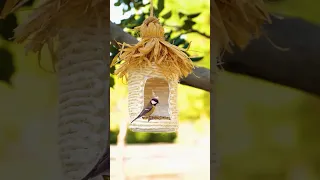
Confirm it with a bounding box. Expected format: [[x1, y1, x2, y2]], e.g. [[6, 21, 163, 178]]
[[130, 98, 159, 123]]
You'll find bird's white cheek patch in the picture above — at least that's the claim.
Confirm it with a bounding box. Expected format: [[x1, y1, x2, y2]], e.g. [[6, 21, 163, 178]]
[[151, 100, 157, 104]]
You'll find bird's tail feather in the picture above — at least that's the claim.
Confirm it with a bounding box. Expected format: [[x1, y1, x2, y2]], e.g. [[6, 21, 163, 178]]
[[131, 117, 138, 123]]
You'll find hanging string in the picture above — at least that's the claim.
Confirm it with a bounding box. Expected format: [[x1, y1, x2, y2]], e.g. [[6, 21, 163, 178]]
[[150, 0, 154, 17]]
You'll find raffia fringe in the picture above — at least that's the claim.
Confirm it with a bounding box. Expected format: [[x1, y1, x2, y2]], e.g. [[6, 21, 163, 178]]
[[1, 0, 107, 65], [111, 16, 194, 81]]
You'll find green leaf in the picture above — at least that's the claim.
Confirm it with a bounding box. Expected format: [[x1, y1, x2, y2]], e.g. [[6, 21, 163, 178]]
[[123, 0, 130, 5], [136, 14, 146, 25], [134, 1, 144, 10], [157, 0, 165, 13], [110, 66, 116, 74], [120, 15, 135, 27], [164, 30, 173, 40], [182, 19, 196, 30], [173, 38, 185, 46], [153, 7, 160, 17], [114, 1, 121, 6], [178, 12, 185, 18], [110, 45, 119, 54], [190, 57, 203, 62], [0, 48, 15, 86], [162, 11, 172, 19], [183, 42, 190, 49], [110, 76, 115, 88], [187, 12, 201, 19], [0, 14, 17, 41]]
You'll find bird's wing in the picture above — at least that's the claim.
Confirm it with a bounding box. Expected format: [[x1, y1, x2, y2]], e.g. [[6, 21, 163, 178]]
[[137, 104, 153, 117], [131, 104, 154, 123]]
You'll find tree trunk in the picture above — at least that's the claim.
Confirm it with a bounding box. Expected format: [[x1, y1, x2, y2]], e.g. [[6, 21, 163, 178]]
[[56, 11, 108, 180], [211, 38, 220, 179]]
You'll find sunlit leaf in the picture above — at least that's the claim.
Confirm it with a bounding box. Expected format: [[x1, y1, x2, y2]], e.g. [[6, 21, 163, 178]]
[[157, 0, 165, 13], [134, 1, 144, 10], [162, 11, 172, 19], [110, 66, 116, 74], [190, 56, 204, 62], [110, 76, 115, 88], [136, 14, 146, 25], [114, 1, 121, 6], [164, 30, 173, 40], [182, 19, 196, 30], [173, 37, 185, 46], [183, 42, 190, 49], [187, 12, 201, 19], [178, 12, 185, 18]]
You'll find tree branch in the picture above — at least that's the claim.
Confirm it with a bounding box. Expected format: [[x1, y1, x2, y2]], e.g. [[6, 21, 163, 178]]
[[110, 22, 210, 91], [222, 16, 320, 97], [188, 29, 210, 38], [164, 24, 210, 38], [111, 17, 320, 97]]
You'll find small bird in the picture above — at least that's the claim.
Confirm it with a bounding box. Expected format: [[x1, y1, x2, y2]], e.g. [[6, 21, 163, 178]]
[[131, 97, 159, 123]]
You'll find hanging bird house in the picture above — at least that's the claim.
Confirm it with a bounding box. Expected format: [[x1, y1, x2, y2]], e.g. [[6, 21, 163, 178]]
[[126, 63, 179, 132], [111, 2, 194, 133]]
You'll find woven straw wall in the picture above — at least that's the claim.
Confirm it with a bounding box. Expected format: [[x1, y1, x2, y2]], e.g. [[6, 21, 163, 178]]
[[128, 64, 179, 133]]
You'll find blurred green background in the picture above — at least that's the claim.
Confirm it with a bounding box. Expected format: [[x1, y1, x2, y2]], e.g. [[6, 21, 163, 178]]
[[0, 0, 319, 179]]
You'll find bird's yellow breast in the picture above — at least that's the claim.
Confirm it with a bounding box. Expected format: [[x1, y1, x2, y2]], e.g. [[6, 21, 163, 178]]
[[144, 106, 155, 117]]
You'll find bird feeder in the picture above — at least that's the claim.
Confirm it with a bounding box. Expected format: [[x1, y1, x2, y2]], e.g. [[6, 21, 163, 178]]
[[111, 1, 194, 133]]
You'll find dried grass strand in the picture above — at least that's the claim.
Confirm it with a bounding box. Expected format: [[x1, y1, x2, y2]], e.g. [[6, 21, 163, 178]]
[[212, 0, 271, 52], [111, 15, 194, 81], [2, 0, 107, 66]]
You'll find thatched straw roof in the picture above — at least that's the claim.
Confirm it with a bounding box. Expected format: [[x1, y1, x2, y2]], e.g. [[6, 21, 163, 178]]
[[212, 0, 271, 53], [111, 16, 194, 81]]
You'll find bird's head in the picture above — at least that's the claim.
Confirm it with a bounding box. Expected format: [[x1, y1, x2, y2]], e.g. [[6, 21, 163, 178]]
[[150, 98, 159, 105]]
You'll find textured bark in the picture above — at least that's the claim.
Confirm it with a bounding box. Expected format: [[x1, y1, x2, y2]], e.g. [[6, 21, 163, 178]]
[[211, 35, 220, 178], [56, 12, 109, 180], [222, 16, 320, 97]]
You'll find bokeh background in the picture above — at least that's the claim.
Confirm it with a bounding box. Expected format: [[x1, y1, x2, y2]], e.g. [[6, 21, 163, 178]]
[[0, 0, 319, 180], [0, 1, 62, 179]]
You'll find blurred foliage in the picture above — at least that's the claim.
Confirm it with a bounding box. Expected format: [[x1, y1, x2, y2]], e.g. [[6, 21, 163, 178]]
[[0, 48, 15, 86], [0, 0, 35, 86], [110, 129, 177, 144], [215, 72, 320, 180], [0, 0, 319, 179]]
